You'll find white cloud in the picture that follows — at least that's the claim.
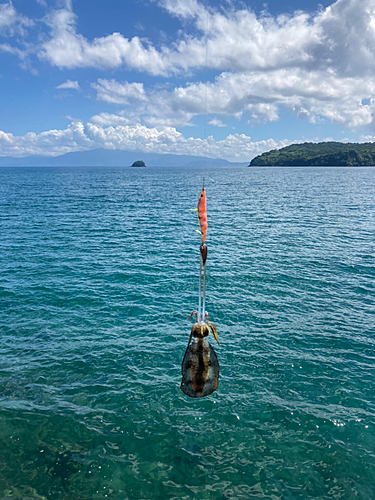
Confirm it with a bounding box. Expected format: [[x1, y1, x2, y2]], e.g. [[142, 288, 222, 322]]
[[360, 134, 375, 141], [0, 1, 33, 36], [0, 41, 37, 73], [2, 0, 375, 154], [159, 0, 375, 76], [5, 0, 375, 81], [33, 0, 375, 131], [209, 118, 227, 127], [0, 120, 293, 162], [0, 121, 93, 157], [56, 79, 80, 90], [158, 0, 206, 21], [0, 42, 27, 59], [0, 130, 12, 142], [92, 79, 146, 104], [315, 0, 375, 76], [39, 6, 169, 74], [90, 113, 132, 126], [38, 0, 323, 75], [92, 69, 375, 129]]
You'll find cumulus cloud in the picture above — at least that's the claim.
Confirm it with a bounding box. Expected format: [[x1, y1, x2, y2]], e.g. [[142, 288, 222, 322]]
[[0, 120, 291, 162], [91, 69, 375, 129], [39, 6, 169, 74], [209, 118, 227, 127], [37, 0, 321, 74], [0, 121, 93, 157], [56, 79, 80, 90], [34, 0, 375, 131], [5, 0, 375, 79], [91, 76, 278, 127], [35, 0, 375, 78], [92, 79, 146, 105], [2, 0, 375, 155], [316, 0, 375, 76], [159, 0, 375, 76]]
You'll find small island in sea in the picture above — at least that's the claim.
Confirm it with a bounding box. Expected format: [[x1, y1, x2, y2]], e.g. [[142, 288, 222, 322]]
[[249, 141, 375, 166], [131, 160, 146, 167]]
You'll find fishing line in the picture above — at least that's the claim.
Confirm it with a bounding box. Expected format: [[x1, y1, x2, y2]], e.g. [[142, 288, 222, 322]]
[[203, 0, 209, 162], [198, 251, 202, 322]]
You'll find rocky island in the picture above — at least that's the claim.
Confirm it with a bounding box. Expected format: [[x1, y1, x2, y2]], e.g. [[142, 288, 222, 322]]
[[250, 141, 375, 166], [131, 160, 146, 167]]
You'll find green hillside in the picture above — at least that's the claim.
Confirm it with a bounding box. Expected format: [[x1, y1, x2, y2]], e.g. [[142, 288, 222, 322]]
[[250, 142, 375, 166]]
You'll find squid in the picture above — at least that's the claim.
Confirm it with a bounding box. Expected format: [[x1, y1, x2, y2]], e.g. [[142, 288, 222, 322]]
[[180, 181, 220, 398]]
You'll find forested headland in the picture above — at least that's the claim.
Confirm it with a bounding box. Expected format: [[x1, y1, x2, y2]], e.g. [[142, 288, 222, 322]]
[[250, 142, 375, 166]]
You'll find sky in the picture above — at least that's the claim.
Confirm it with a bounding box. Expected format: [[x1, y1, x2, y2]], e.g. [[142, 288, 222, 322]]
[[1, 0, 375, 162]]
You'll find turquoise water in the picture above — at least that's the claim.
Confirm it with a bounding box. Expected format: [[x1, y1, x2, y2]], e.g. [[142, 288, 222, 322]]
[[1, 166, 375, 499]]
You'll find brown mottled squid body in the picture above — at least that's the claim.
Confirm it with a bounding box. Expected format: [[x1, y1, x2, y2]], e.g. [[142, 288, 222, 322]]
[[181, 323, 220, 398]]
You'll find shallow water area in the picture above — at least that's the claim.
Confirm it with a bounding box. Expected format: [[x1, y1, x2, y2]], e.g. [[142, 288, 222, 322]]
[[1, 165, 375, 499]]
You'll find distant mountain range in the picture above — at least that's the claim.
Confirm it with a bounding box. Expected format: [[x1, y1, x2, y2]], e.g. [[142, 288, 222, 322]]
[[0, 149, 246, 167], [250, 141, 375, 166]]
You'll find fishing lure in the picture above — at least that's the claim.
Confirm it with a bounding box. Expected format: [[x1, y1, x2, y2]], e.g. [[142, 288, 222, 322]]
[[181, 180, 220, 398], [197, 187, 207, 244]]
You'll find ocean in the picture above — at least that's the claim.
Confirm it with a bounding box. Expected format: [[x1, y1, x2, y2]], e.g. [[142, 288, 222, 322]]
[[0, 165, 374, 499]]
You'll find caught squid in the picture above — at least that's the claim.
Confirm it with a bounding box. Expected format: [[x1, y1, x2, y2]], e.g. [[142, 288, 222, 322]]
[[181, 312, 220, 398], [181, 180, 220, 398]]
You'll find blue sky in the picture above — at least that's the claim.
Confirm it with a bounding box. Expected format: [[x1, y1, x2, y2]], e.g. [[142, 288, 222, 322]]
[[1, 0, 375, 161]]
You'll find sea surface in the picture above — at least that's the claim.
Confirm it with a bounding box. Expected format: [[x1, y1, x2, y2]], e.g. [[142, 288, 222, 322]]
[[0, 165, 375, 500]]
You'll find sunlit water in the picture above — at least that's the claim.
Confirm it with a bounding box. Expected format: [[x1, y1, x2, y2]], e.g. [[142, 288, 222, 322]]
[[1, 166, 375, 500]]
